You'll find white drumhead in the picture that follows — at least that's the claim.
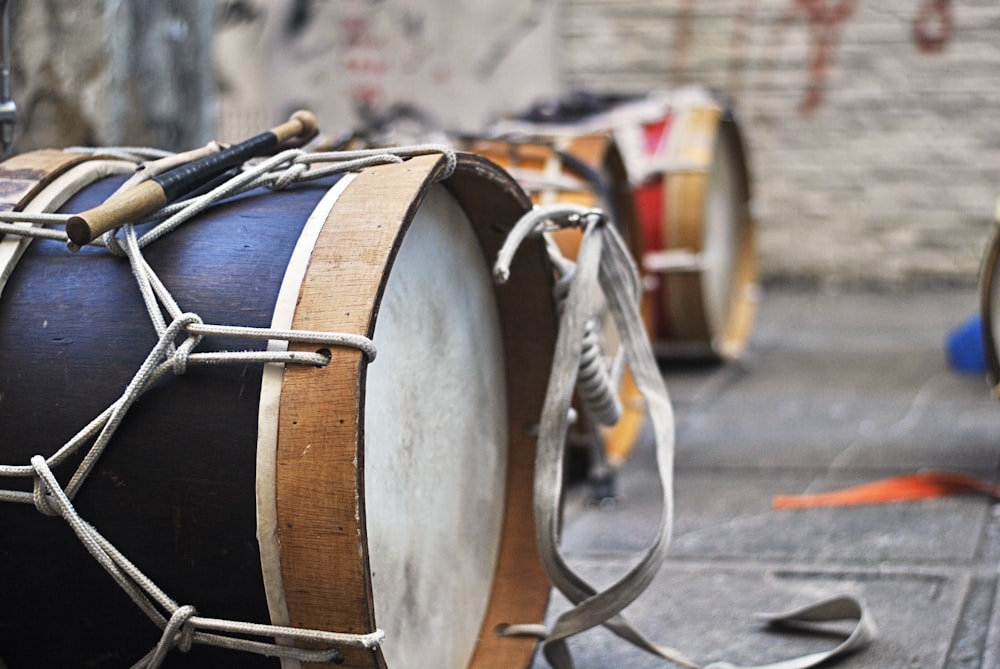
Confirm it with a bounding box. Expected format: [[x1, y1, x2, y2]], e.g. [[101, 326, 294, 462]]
[[700, 134, 740, 339], [364, 184, 508, 669]]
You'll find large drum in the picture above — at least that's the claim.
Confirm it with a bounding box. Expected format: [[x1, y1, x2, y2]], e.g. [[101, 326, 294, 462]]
[[459, 134, 646, 467], [0, 150, 555, 667]]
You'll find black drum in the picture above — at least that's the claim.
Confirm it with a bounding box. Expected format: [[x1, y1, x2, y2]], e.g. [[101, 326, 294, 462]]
[[0, 149, 555, 668]]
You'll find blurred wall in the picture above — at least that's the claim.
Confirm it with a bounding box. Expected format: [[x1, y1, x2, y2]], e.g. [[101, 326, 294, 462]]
[[562, 0, 999, 287], [213, 0, 559, 142], [6, 0, 997, 286], [10, 0, 214, 152]]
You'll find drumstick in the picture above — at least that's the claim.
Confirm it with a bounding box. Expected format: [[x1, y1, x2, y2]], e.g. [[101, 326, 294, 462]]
[[65, 110, 318, 248]]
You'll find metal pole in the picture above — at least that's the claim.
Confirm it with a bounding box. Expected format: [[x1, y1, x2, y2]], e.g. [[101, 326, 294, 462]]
[[0, 0, 17, 154]]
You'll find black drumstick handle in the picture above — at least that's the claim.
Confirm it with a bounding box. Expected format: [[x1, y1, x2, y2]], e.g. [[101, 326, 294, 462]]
[[66, 110, 317, 248]]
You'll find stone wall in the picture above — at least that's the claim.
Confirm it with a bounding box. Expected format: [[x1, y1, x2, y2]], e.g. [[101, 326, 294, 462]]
[[561, 0, 1000, 287], [9, 0, 214, 152], [213, 0, 559, 143], [6, 1, 997, 286]]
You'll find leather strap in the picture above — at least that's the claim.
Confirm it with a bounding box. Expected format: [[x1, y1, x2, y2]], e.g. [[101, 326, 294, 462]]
[[496, 208, 875, 669]]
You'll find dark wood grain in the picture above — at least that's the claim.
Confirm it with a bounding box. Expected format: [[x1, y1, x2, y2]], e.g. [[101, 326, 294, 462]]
[[0, 168, 334, 668]]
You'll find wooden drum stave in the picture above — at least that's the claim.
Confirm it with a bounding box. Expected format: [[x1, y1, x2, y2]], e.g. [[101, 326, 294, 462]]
[[0, 150, 555, 668]]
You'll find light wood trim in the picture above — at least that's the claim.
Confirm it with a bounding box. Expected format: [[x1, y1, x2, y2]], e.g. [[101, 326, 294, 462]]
[[0, 150, 99, 212], [275, 153, 556, 668]]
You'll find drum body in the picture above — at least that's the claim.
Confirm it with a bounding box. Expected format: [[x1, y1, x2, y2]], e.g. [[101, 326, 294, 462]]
[[0, 151, 555, 668], [979, 224, 1000, 395], [463, 135, 646, 466], [461, 134, 640, 260], [614, 90, 758, 360], [496, 87, 758, 361]]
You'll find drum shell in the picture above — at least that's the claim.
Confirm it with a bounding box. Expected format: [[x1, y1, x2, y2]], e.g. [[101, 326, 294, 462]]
[[494, 88, 759, 361], [979, 222, 1000, 394], [0, 151, 555, 668], [461, 134, 642, 264], [630, 98, 758, 361], [462, 135, 649, 466]]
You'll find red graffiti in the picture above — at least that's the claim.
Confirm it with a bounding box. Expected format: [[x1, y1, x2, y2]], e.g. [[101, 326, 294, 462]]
[[747, 1, 956, 114], [787, 0, 859, 115], [340, 15, 388, 109], [913, 0, 952, 53]]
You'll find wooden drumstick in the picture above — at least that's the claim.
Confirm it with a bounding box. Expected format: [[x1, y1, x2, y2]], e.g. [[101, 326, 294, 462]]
[[65, 110, 318, 248]]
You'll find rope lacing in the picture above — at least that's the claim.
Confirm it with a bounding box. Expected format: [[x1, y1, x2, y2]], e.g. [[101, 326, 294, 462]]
[[0, 141, 461, 665]]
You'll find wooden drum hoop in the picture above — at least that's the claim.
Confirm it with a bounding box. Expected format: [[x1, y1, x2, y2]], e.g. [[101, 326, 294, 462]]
[[979, 220, 1000, 396], [0, 150, 555, 668]]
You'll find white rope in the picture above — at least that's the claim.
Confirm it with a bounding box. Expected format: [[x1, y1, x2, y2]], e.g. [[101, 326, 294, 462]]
[[0, 141, 466, 665], [494, 205, 876, 669], [31, 456, 383, 669]]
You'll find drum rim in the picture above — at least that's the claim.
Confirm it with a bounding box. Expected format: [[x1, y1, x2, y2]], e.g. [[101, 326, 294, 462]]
[[0, 152, 140, 300], [980, 226, 1000, 391], [650, 107, 759, 361], [273, 152, 555, 668]]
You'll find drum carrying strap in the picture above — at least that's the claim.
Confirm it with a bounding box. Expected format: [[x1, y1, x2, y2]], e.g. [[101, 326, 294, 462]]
[[494, 205, 876, 669]]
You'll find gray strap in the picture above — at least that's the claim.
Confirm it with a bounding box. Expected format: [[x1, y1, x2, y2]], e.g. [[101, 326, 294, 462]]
[[495, 206, 875, 669]]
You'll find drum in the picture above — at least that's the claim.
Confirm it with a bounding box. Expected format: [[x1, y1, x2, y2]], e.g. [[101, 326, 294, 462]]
[[497, 87, 759, 361], [980, 220, 1000, 395], [616, 89, 758, 360], [461, 134, 646, 468], [0, 150, 555, 668]]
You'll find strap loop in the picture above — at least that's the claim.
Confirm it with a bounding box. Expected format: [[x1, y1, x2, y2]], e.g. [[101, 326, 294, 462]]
[[496, 205, 876, 669]]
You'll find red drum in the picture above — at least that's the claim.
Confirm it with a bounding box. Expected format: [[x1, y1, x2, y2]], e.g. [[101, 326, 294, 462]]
[[497, 87, 759, 360], [0, 150, 555, 668], [614, 89, 757, 360]]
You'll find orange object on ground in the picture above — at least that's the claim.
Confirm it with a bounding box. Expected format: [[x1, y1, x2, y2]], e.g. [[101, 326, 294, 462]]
[[773, 471, 1000, 509]]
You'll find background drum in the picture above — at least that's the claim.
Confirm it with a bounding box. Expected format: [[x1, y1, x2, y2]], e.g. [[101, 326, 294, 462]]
[[460, 134, 646, 470], [499, 87, 759, 361], [617, 89, 757, 361], [0, 150, 555, 668], [979, 219, 1000, 396]]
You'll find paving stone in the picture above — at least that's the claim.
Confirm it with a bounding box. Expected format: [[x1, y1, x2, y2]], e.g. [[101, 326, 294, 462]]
[[530, 561, 969, 669], [542, 288, 1000, 669]]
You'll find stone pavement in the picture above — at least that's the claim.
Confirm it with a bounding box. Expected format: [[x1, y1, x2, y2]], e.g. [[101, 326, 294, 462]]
[[539, 286, 1000, 669]]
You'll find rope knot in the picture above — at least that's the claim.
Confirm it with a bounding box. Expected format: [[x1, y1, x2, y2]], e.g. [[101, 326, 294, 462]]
[[143, 605, 199, 668], [170, 314, 204, 375], [170, 339, 194, 375], [101, 228, 129, 257], [271, 162, 309, 191], [29, 456, 60, 517], [168, 605, 199, 653]]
